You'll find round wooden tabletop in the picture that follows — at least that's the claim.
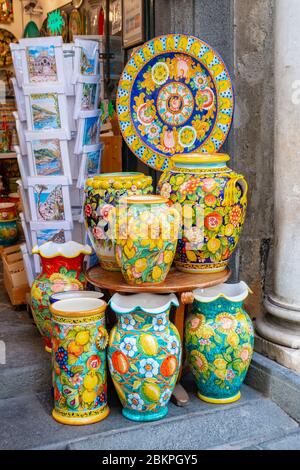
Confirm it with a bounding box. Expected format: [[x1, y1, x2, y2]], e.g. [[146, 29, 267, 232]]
[[86, 265, 231, 294]]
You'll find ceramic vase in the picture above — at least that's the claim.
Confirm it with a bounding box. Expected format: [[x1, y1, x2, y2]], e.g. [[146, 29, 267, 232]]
[[50, 297, 109, 425], [185, 282, 254, 404], [31, 241, 92, 352], [0, 202, 18, 246], [84, 172, 153, 271], [115, 195, 179, 285], [108, 293, 181, 422], [157, 154, 248, 273]]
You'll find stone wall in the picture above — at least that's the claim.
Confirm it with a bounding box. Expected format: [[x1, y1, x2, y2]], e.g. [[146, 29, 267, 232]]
[[155, 0, 275, 318]]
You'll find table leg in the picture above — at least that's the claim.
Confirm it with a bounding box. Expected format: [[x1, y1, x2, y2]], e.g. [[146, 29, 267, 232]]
[[171, 297, 190, 407]]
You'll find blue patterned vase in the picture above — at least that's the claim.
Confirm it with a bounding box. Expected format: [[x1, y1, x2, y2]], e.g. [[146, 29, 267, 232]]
[[108, 293, 181, 422], [185, 282, 254, 404]]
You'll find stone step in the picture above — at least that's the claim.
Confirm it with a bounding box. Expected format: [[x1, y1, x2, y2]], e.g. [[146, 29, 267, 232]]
[[0, 304, 51, 399], [0, 381, 298, 450]]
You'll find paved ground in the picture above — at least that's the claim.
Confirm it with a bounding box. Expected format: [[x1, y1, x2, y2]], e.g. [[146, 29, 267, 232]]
[[1, 267, 300, 450]]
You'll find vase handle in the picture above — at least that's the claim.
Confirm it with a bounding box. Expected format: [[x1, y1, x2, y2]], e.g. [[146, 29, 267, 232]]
[[223, 175, 248, 207]]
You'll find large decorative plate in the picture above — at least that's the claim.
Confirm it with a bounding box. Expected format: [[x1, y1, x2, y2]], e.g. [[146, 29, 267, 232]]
[[117, 34, 234, 171], [0, 29, 17, 66]]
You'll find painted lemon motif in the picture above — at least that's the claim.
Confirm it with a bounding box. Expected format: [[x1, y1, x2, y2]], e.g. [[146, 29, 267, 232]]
[[207, 238, 221, 253], [83, 371, 98, 391], [139, 334, 158, 356], [225, 223, 234, 236], [141, 382, 160, 403], [82, 389, 97, 404], [109, 326, 117, 347], [76, 330, 90, 346]]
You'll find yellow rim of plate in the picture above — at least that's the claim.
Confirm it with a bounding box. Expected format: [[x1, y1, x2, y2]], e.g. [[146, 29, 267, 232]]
[[197, 391, 241, 404], [121, 195, 169, 205], [171, 153, 230, 164]]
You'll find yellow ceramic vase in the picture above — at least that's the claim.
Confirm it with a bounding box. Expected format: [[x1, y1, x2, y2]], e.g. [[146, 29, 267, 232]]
[[116, 195, 180, 285], [84, 172, 153, 271], [50, 297, 110, 426]]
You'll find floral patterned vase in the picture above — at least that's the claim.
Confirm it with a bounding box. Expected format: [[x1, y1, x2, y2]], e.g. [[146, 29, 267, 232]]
[[185, 282, 254, 404], [0, 202, 18, 246], [115, 195, 179, 285], [108, 293, 181, 422], [31, 241, 92, 353], [50, 297, 109, 425], [84, 172, 153, 271], [157, 154, 248, 273]]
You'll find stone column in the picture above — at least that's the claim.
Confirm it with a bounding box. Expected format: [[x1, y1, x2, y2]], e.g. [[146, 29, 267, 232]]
[[255, 0, 300, 371]]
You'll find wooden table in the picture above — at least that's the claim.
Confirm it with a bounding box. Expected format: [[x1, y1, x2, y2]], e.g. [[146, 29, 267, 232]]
[[86, 265, 231, 405]]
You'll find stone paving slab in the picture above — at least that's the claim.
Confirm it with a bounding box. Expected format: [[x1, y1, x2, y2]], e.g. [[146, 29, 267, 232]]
[[258, 432, 300, 450], [0, 383, 297, 450]]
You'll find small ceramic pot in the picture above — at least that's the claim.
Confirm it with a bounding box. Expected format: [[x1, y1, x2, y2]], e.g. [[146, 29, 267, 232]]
[[185, 282, 254, 404], [31, 241, 92, 352], [0, 219, 18, 246], [115, 195, 179, 285], [50, 291, 104, 304], [108, 293, 181, 422], [158, 154, 248, 273], [50, 297, 109, 425], [84, 172, 153, 271], [0, 202, 17, 221]]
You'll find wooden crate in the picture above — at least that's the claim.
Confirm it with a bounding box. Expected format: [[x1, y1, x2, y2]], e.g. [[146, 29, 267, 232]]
[[1, 244, 30, 305]]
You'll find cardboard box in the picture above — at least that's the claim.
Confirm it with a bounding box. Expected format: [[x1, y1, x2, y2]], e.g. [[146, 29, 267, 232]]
[[1, 244, 30, 305]]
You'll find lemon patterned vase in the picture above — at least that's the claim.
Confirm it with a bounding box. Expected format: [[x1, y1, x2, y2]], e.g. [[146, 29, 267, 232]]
[[115, 195, 179, 285], [158, 154, 248, 273], [108, 293, 181, 422], [185, 282, 254, 404], [31, 241, 92, 352], [50, 298, 109, 425], [84, 173, 153, 271]]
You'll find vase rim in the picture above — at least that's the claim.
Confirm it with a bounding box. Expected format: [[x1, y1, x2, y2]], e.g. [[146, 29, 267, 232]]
[[32, 241, 92, 259], [171, 153, 230, 165], [0, 202, 15, 210], [120, 195, 168, 205], [109, 293, 179, 315], [50, 290, 104, 303], [193, 281, 250, 303], [93, 172, 144, 180], [50, 297, 106, 318]]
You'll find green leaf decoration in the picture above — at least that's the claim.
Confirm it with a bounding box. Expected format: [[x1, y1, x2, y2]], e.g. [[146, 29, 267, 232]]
[[132, 380, 141, 390]]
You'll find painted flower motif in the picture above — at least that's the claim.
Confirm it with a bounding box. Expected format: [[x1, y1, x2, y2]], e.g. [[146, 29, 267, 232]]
[[215, 312, 237, 334], [226, 369, 236, 381], [93, 225, 106, 240], [160, 389, 172, 405], [85, 204, 92, 217], [139, 358, 159, 378], [120, 314, 136, 330], [185, 226, 203, 244], [70, 373, 83, 386], [204, 194, 217, 207], [202, 178, 217, 193], [146, 123, 160, 139], [180, 178, 201, 195], [120, 336, 138, 358], [51, 280, 66, 293], [100, 204, 114, 221], [128, 393, 144, 411], [193, 72, 208, 89], [167, 335, 180, 355], [204, 212, 223, 231], [152, 314, 167, 332], [237, 344, 252, 363], [160, 182, 172, 199], [131, 184, 137, 191], [188, 315, 205, 333], [229, 205, 242, 227], [190, 350, 209, 373]]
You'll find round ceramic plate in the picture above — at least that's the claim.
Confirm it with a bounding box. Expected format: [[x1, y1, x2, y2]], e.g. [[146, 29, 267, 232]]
[[117, 34, 234, 171]]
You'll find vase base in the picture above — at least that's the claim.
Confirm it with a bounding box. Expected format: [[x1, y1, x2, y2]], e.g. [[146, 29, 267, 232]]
[[122, 406, 168, 422], [100, 262, 121, 272], [52, 405, 110, 426], [197, 391, 241, 404], [176, 262, 228, 274]]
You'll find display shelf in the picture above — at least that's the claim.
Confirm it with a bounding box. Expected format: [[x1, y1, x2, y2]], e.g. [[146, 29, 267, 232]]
[[0, 152, 17, 160]]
